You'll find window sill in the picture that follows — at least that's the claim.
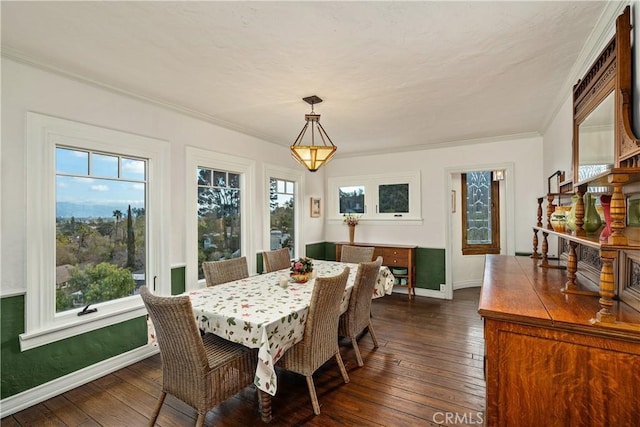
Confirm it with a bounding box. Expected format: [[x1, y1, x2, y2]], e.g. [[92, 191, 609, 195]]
[[329, 218, 423, 226], [19, 302, 147, 351]]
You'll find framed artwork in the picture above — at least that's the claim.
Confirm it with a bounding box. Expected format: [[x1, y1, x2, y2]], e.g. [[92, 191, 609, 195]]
[[310, 197, 321, 217]]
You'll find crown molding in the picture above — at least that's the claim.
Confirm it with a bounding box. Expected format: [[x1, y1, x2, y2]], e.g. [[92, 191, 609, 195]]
[[542, 1, 629, 133], [335, 131, 542, 159]]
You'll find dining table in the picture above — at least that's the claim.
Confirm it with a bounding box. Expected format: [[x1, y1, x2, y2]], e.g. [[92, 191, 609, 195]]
[[185, 259, 395, 422]]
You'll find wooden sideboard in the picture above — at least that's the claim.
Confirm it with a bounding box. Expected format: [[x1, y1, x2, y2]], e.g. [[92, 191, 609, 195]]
[[479, 255, 640, 426], [334, 242, 416, 300]]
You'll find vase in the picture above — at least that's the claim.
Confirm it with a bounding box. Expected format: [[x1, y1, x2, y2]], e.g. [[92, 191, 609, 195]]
[[599, 194, 612, 241], [565, 194, 579, 232], [583, 192, 602, 235], [348, 224, 355, 243], [290, 272, 311, 283], [550, 206, 570, 232]]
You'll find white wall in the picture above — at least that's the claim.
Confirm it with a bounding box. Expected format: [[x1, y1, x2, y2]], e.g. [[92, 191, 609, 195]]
[[0, 58, 324, 295], [324, 136, 543, 254]]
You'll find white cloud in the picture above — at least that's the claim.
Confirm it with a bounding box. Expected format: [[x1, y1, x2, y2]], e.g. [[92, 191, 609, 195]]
[[91, 184, 109, 192]]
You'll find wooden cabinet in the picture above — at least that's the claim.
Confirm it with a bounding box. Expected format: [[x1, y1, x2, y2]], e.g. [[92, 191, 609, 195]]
[[530, 7, 640, 331], [479, 255, 640, 426], [335, 242, 416, 300]]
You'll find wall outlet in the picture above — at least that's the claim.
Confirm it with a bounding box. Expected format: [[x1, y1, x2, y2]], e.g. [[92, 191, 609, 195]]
[[440, 284, 446, 293]]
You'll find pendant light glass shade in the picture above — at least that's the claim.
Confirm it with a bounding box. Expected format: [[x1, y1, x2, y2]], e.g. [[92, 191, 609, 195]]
[[290, 96, 337, 172]]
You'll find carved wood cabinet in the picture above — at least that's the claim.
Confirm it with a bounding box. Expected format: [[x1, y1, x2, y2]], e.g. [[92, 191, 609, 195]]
[[482, 7, 640, 425], [479, 256, 640, 426], [530, 6, 640, 332], [334, 242, 416, 300]]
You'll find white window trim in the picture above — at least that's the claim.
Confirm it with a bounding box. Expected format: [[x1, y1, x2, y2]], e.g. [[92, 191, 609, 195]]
[[327, 171, 422, 224], [185, 146, 256, 291], [21, 113, 171, 351], [263, 164, 305, 264]]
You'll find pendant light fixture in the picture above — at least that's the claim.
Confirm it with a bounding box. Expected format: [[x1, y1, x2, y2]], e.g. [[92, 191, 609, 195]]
[[290, 95, 337, 172]]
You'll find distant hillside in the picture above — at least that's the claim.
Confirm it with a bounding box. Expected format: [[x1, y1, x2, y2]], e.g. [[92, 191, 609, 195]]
[[56, 202, 142, 220]]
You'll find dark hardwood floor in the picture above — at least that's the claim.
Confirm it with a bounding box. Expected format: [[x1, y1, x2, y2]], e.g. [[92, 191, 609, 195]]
[[3, 288, 485, 427]]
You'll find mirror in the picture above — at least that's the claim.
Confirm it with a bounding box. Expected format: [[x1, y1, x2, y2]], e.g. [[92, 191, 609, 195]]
[[572, 6, 640, 186], [577, 91, 615, 182]]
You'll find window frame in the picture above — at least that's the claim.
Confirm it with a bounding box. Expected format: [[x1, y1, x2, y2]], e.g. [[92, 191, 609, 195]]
[[461, 171, 500, 255], [185, 147, 255, 290], [327, 171, 422, 224], [22, 113, 171, 351], [264, 164, 305, 262]]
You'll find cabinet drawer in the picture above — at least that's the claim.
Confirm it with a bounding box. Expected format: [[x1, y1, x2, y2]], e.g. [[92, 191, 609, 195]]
[[382, 248, 409, 265]]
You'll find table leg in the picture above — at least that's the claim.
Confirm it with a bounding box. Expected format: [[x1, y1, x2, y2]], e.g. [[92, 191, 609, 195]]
[[258, 389, 272, 423]]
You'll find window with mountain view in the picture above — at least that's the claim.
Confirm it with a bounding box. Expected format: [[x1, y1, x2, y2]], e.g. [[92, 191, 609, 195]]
[[55, 147, 147, 312]]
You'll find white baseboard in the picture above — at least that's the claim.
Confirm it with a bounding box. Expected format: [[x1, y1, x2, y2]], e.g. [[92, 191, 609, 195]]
[[453, 280, 482, 290], [392, 286, 446, 299], [0, 345, 159, 418]]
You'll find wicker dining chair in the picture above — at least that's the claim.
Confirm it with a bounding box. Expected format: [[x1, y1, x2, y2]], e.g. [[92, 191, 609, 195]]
[[339, 256, 383, 367], [140, 286, 257, 427], [340, 245, 375, 263], [262, 248, 291, 272], [202, 256, 249, 286], [276, 267, 351, 415]]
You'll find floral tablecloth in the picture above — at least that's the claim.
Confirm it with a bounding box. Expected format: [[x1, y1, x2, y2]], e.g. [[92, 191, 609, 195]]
[[185, 260, 394, 396]]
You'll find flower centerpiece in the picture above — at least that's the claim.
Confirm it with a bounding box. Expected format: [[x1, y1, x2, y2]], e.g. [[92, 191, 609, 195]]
[[290, 257, 314, 283], [343, 213, 361, 226], [343, 213, 361, 243]]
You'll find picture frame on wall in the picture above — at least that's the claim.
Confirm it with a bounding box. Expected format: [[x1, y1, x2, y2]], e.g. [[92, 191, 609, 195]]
[[310, 197, 321, 217]]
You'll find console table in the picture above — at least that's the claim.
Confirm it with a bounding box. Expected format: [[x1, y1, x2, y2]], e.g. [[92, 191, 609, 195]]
[[479, 255, 640, 425], [334, 242, 416, 300]]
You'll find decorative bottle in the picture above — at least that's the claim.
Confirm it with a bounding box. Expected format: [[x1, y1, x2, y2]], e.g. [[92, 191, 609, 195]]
[[599, 195, 612, 241], [582, 192, 602, 235]]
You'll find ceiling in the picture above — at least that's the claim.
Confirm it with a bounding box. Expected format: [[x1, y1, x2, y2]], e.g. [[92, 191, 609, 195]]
[[1, 1, 610, 156]]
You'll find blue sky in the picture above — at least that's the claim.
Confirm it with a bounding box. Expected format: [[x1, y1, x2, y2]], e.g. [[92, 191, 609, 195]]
[[56, 148, 145, 212]]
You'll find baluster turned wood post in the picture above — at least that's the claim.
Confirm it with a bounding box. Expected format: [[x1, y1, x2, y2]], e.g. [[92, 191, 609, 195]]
[[608, 174, 629, 245], [574, 185, 586, 236], [532, 197, 544, 260], [564, 241, 578, 292], [546, 194, 555, 230], [591, 249, 617, 324], [536, 197, 544, 227], [539, 231, 549, 268]]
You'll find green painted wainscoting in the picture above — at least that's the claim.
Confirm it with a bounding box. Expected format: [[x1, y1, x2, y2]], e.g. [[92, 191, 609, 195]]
[[0, 295, 147, 399], [1, 265, 188, 400], [304, 243, 445, 291], [171, 265, 186, 295], [416, 247, 446, 291]]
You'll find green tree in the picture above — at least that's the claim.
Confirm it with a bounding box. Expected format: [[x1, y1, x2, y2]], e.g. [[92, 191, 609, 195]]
[[68, 262, 135, 306], [112, 209, 123, 241]]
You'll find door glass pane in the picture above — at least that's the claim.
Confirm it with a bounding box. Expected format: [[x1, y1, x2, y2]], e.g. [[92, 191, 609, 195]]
[[465, 171, 492, 244], [339, 186, 365, 214]]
